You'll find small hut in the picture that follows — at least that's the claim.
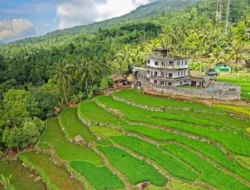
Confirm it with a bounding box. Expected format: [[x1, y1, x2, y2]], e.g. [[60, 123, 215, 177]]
[[215, 63, 231, 74], [109, 73, 132, 88]]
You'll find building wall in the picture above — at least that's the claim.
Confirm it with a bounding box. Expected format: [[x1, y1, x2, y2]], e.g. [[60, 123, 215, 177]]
[[146, 57, 189, 69], [148, 82, 241, 100]]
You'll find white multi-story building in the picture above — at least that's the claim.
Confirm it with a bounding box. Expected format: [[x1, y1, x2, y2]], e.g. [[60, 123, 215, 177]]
[[146, 48, 191, 87]]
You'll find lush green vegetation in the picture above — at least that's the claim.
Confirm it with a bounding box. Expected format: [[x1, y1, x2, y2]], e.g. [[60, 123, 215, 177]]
[[78, 100, 121, 125], [125, 115, 250, 156], [0, 161, 46, 190], [162, 144, 249, 190], [18, 151, 83, 190], [214, 104, 250, 117], [112, 90, 211, 109], [1, 0, 250, 154], [1, 0, 250, 187], [96, 95, 223, 127], [90, 126, 123, 137], [123, 124, 250, 182], [70, 161, 124, 190], [111, 136, 197, 181], [59, 108, 96, 141], [38, 119, 102, 165], [98, 145, 167, 186]]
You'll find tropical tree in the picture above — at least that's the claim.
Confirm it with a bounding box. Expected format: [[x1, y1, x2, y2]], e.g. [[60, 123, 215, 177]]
[[78, 60, 101, 95], [229, 40, 250, 65], [52, 60, 72, 105]]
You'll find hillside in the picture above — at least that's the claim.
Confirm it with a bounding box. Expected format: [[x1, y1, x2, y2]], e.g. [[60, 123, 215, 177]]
[[17, 0, 201, 41], [10, 90, 250, 190]]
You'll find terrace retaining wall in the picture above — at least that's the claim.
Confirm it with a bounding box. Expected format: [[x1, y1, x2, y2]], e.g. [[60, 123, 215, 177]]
[[144, 82, 241, 101]]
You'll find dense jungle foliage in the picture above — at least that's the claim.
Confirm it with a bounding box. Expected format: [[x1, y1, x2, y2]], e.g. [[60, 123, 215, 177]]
[[0, 0, 250, 154]]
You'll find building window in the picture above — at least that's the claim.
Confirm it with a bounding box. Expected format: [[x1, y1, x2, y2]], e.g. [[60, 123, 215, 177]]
[[177, 61, 180, 66], [185, 61, 188, 65], [181, 71, 183, 76], [178, 72, 180, 76], [162, 62, 164, 66], [168, 82, 172, 86], [182, 61, 184, 65], [155, 62, 159, 66], [147, 70, 150, 74], [154, 71, 158, 76], [154, 80, 158, 84], [169, 61, 173, 65], [160, 81, 164, 85], [148, 60, 150, 64]]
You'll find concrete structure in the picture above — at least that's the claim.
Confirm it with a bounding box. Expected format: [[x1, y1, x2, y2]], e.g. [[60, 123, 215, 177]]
[[134, 48, 204, 87], [215, 63, 231, 73], [133, 48, 241, 100]]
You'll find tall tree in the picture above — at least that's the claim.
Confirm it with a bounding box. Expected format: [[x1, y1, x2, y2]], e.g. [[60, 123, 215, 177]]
[[78, 60, 101, 95], [52, 60, 72, 105]]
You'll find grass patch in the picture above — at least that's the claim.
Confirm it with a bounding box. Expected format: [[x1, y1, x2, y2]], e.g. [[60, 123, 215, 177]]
[[70, 161, 124, 190], [111, 136, 197, 182], [0, 161, 46, 190], [38, 118, 103, 166], [96, 96, 222, 127], [90, 126, 123, 137], [166, 179, 204, 190], [59, 108, 96, 141], [19, 151, 83, 190], [98, 145, 167, 186], [78, 100, 120, 125], [214, 104, 250, 117], [126, 115, 250, 156], [162, 144, 249, 190], [112, 90, 218, 110], [247, 128, 250, 134], [123, 124, 250, 182], [236, 156, 250, 169], [167, 108, 249, 130]]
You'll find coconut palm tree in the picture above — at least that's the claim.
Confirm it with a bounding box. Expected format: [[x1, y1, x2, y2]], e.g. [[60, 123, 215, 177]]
[[52, 59, 72, 105], [78, 60, 101, 95], [229, 40, 250, 65]]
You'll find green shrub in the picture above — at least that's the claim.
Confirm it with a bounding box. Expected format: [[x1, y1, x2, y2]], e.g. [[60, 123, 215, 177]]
[[98, 145, 167, 186]]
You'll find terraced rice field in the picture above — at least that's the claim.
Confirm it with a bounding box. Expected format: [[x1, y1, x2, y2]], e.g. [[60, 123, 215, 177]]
[[12, 90, 250, 190]]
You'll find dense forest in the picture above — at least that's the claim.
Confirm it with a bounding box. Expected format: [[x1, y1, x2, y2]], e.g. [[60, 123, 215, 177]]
[[0, 0, 250, 156]]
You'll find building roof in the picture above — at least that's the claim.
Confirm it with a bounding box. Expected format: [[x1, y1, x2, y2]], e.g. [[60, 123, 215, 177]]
[[189, 70, 205, 79]]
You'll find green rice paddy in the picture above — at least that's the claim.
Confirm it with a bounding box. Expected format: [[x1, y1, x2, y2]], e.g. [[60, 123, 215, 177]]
[[12, 90, 250, 190]]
